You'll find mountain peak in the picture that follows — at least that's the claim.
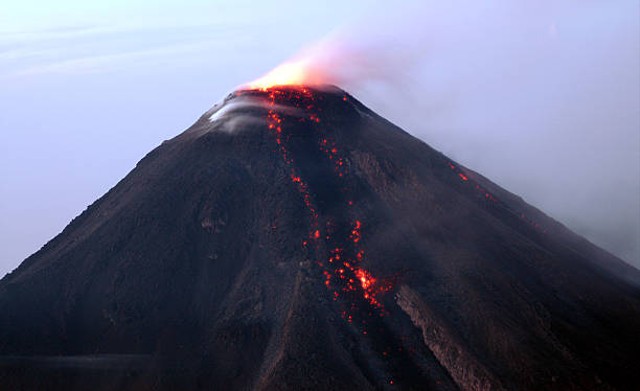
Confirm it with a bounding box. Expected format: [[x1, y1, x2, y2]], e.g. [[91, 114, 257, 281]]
[[1, 83, 639, 390], [185, 84, 364, 141]]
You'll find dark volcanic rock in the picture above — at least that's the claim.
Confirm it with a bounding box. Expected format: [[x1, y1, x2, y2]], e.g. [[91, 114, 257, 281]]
[[1, 85, 639, 390]]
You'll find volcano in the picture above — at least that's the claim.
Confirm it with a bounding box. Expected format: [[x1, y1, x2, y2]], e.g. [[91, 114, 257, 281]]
[[1, 85, 639, 391]]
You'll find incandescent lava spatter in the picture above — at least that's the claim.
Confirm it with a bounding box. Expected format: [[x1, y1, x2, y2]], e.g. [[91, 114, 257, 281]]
[[0, 85, 639, 391]]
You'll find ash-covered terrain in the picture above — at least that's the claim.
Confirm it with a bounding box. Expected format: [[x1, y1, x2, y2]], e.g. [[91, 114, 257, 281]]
[[1, 85, 638, 390]]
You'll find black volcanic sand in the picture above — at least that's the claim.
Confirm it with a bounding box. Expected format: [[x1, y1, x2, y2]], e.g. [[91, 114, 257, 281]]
[[1, 85, 639, 390]]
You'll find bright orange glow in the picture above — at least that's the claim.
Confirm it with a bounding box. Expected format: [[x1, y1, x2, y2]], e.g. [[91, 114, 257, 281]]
[[248, 58, 325, 90], [355, 268, 376, 290], [245, 37, 337, 90]]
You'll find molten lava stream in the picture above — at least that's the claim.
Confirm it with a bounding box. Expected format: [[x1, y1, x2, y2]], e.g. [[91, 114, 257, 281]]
[[261, 86, 430, 387], [262, 86, 391, 315]]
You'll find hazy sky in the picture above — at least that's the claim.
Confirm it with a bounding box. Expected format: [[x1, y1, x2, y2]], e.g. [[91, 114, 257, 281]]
[[1, 0, 638, 275]]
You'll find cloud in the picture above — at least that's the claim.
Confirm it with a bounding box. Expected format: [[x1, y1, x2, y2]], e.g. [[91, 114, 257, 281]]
[[0, 23, 250, 79]]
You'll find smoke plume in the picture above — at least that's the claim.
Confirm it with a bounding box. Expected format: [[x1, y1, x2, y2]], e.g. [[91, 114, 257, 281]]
[[250, 0, 640, 266]]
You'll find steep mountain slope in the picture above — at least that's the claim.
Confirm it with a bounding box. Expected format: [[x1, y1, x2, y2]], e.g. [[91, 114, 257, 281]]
[[1, 85, 639, 390]]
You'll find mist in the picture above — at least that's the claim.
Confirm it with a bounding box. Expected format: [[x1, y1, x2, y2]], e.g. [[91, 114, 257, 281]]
[[278, 0, 640, 266]]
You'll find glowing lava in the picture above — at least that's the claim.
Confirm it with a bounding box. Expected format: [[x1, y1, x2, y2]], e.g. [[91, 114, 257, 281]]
[[447, 160, 547, 233], [259, 86, 392, 317]]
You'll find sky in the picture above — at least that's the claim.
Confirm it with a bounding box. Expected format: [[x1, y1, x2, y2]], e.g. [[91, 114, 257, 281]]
[[0, 0, 638, 275]]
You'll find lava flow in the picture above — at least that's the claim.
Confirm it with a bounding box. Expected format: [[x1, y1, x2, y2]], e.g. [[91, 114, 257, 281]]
[[258, 85, 392, 318], [447, 161, 547, 233], [251, 84, 420, 387]]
